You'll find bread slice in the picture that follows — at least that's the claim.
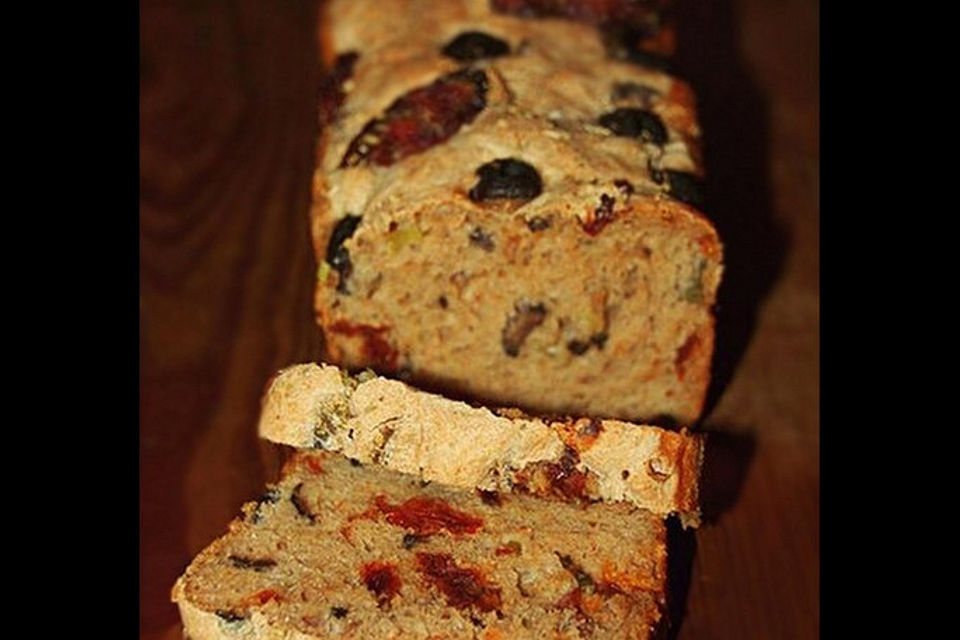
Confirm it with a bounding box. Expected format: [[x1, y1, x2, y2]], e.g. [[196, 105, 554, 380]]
[[259, 363, 704, 527], [173, 450, 667, 640]]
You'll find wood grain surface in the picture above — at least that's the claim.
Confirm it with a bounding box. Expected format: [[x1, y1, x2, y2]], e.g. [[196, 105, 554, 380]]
[[139, 1, 819, 638]]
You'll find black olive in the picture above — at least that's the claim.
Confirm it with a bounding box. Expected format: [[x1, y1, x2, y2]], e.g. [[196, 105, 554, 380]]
[[469, 158, 543, 201], [326, 214, 362, 293], [665, 170, 705, 209], [442, 31, 510, 61], [598, 108, 667, 145], [331, 606, 349, 619]]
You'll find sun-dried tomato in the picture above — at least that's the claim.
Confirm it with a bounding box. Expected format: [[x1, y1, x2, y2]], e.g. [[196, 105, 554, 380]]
[[303, 456, 324, 475], [327, 321, 399, 370], [495, 541, 522, 556], [340, 69, 487, 168], [376, 495, 483, 536], [543, 447, 590, 500], [415, 552, 502, 612], [250, 589, 282, 605], [515, 447, 591, 501], [360, 562, 402, 607], [581, 193, 617, 236]]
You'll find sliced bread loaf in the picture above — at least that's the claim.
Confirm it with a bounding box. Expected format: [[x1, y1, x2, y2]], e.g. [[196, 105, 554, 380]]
[[311, 0, 722, 425], [173, 450, 667, 639], [258, 363, 704, 526]]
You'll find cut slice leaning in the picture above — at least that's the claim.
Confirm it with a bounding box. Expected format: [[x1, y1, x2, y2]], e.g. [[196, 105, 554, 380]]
[[258, 363, 704, 526]]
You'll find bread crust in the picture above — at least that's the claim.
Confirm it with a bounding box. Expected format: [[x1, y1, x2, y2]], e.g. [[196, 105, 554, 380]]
[[259, 363, 703, 526]]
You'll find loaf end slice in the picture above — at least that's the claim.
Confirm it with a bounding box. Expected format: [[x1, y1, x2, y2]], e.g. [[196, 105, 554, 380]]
[[173, 450, 667, 639], [259, 363, 704, 527]]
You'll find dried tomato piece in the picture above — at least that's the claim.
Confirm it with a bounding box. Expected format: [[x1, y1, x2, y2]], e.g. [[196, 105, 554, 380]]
[[360, 562, 402, 607], [376, 495, 484, 536], [318, 52, 358, 126], [250, 589, 282, 605], [516, 447, 591, 501], [544, 461, 589, 500], [415, 552, 503, 612], [495, 541, 522, 556], [327, 321, 399, 370], [581, 193, 617, 236], [340, 69, 488, 168]]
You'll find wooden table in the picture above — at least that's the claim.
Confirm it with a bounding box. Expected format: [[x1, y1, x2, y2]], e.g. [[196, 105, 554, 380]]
[[140, 1, 819, 638]]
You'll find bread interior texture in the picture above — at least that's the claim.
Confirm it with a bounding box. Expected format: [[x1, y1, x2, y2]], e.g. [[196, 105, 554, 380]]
[[323, 202, 720, 424]]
